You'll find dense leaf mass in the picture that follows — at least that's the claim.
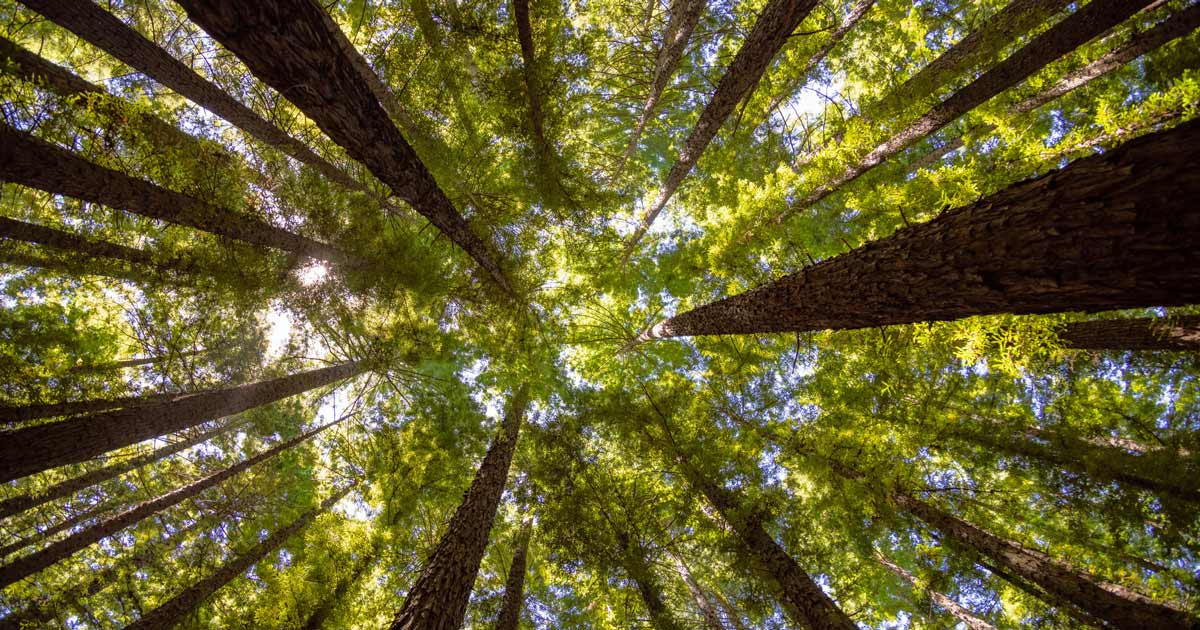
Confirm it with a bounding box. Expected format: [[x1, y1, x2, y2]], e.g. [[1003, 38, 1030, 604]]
[[0, 0, 1197, 628]]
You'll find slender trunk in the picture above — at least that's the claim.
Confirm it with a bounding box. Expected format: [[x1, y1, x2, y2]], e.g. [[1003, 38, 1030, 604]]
[[0, 243, 176, 285], [0, 418, 241, 522], [707, 586, 750, 630], [0, 416, 345, 589], [671, 551, 725, 630], [494, 519, 533, 630], [0, 360, 365, 483], [766, 0, 1156, 229], [410, 0, 480, 144], [611, 0, 706, 181], [513, 0, 548, 156], [302, 539, 378, 630], [174, 0, 514, 295], [390, 386, 530, 630], [623, 0, 821, 257], [616, 529, 683, 630], [0, 124, 362, 267], [0, 216, 204, 278], [0, 498, 114, 559], [123, 485, 353, 630], [876, 553, 997, 630], [0, 391, 182, 425], [631, 119, 1200, 343], [68, 349, 206, 375], [1059, 316, 1200, 352]]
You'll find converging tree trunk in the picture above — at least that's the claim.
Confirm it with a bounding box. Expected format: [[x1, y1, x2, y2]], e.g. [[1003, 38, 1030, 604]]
[[671, 551, 726, 630], [513, 0, 548, 156], [302, 539, 379, 630], [616, 528, 683, 630], [630, 119, 1200, 344], [390, 386, 530, 630], [495, 519, 533, 630], [410, 0, 480, 144], [0, 498, 116, 560], [0, 244, 176, 285], [174, 0, 514, 294], [0, 391, 181, 425], [0, 216, 202, 279], [67, 349, 206, 375], [1059, 316, 1200, 352], [0, 360, 364, 483], [0, 416, 345, 589], [876, 552, 997, 630], [123, 485, 353, 630]]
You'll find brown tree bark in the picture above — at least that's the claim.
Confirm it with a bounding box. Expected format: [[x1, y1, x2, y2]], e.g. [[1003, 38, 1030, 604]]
[[764, 0, 1156, 230], [671, 551, 726, 630], [1059, 316, 1200, 352], [0, 360, 364, 483], [513, 0, 549, 157], [0, 243, 177, 286], [0, 216, 202, 278], [876, 552, 996, 630], [390, 386, 529, 630], [494, 519, 533, 630], [615, 528, 683, 630], [0, 391, 181, 425], [0, 418, 241, 521], [623, 0, 821, 257], [0, 416, 345, 589], [173, 0, 514, 295], [631, 119, 1200, 344], [124, 485, 353, 630], [0, 123, 363, 267]]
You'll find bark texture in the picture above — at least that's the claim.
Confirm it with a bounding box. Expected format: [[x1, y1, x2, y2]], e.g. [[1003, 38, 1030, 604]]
[[124, 486, 352, 630], [623, 0, 821, 257], [494, 519, 533, 630], [1059, 315, 1200, 352], [636, 119, 1200, 342], [0, 216, 200, 278], [390, 386, 529, 630], [0, 417, 344, 589], [174, 0, 514, 294], [876, 553, 996, 630], [0, 360, 364, 483], [0, 391, 180, 425], [0, 123, 361, 267]]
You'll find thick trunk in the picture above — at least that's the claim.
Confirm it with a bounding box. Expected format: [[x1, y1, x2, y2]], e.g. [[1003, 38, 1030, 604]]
[[0, 418, 241, 521], [767, 0, 1155, 228], [1059, 316, 1200, 352], [0, 416, 344, 589], [0, 391, 181, 425], [302, 540, 377, 630], [174, 0, 514, 294], [0, 360, 364, 483], [494, 520, 533, 630], [633, 119, 1200, 342], [0, 216, 202, 278], [616, 529, 682, 630], [876, 553, 996, 630], [671, 551, 725, 630], [124, 485, 352, 630], [623, 0, 821, 256], [390, 386, 529, 630], [0, 124, 362, 267]]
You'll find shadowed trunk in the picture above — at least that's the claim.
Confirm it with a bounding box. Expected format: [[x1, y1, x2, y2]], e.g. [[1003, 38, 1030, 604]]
[[390, 386, 529, 629], [671, 551, 726, 630], [0, 391, 182, 425], [513, 0, 548, 156], [0, 216, 203, 278], [616, 528, 683, 630], [0, 243, 179, 285], [632, 119, 1200, 343], [410, 0, 480, 144], [0, 361, 364, 483], [494, 519, 533, 630], [0, 416, 345, 589], [876, 553, 996, 630], [302, 539, 378, 630], [1060, 316, 1200, 352], [124, 485, 353, 630]]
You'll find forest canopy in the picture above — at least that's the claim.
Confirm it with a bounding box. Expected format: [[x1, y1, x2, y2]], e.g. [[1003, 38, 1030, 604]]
[[0, 0, 1198, 628]]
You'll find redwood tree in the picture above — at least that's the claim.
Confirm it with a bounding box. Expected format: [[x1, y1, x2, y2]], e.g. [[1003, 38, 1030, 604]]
[[1059, 315, 1200, 352], [494, 519, 533, 630]]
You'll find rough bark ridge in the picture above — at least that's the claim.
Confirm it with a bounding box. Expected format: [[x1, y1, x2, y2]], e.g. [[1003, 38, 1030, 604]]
[[0, 124, 362, 267], [0, 360, 364, 483], [125, 486, 353, 630], [765, 0, 1156, 230], [1060, 315, 1200, 352], [390, 385, 529, 630], [0, 391, 181, 425], [672, 551, 726, 630], [494, 519, 533, 630], [612, 0, 707, 180], [0, 216, 200, 278], [623, 0, 821, 258], [174, 0, 514, 295], [635, 119, 1200, 342], [876, 553, 996, 630], [616, 528, 683, 630], [0, 419, 240, 521], [0, 416, 345, 589]]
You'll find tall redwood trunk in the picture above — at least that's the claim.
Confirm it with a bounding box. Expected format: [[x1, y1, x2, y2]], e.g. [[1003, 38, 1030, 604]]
[[124, 485, 353, 630], [494, 519, 533, 630], [0, 124, 362, 267], [0, 418, 241, 521], [0, 391, 181, 425], [876, 553, 996, 630], [764, 0, 1155, 229], [302, 539, 378, 630], [173, 0, 514, 295], [410, 0, 480, 144], [0, 216, 201, 278], [0, 244, 174, 285], [623, 0, 821, 256], [0, 360, 364, 483], [616, 528, 682, 630], [513, 0, 549, 157], [632, 120, 1200, 343], [390, 386, 529, 629], [0, 416, 344, 589], [671, 551, 726, 630], [1059, 316, 1200, 352]]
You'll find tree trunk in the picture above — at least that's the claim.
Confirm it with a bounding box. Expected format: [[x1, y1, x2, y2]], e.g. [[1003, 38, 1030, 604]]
[[390, 386, 529, 630], [0, 416, 345, 589], [410, 0, 480, 144], [0, 391, 182, 425], [0, 418, 241, 521], [1059, 316, 1200, 352], [302, 539, 378, 630], [671, 551, 726, 630], [0, 243, 176, 286], [766, 0, 1156, 229], [0, 216, 202, 278], [173, 0, 514, 295], [0, 498, 115, 559], [0, 360, 364, 483], [67, 349, 206, 375], [632, 119, 1200, 343], [513, 0, 548, 156], [0, 123, 363, 267], [876, 552, 997, 630], [616, 529, 682, 630], [494, 519, 533, 630], [611, 0, 706, 180], [123, 485, 353, 630], [623, 0, 821, 257], [707, 586, 750, 630]]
